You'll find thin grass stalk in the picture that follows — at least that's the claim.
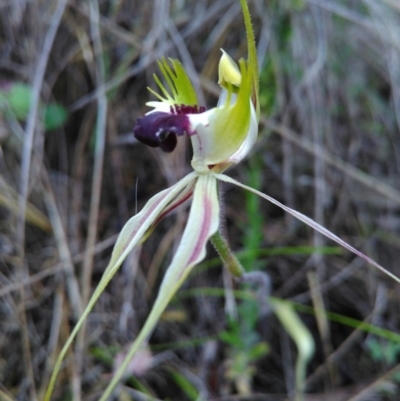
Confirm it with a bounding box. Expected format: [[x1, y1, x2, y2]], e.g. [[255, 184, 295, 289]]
[[15, 1, 69, 400], [81, 0, 108, 315], [42, 171, 82, 320], [76, 0, 108, 399], [0, 234, 118, 299], [263, 118, 400, 206]]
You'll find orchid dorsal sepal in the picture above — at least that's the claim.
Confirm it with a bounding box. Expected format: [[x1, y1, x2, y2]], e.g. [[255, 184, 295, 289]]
[[239, 0, 260, 120]]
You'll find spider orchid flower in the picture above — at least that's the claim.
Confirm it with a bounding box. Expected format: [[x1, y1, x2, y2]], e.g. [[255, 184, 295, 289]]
[[133, 48, 259, 172], [44, 1, 399, 400]]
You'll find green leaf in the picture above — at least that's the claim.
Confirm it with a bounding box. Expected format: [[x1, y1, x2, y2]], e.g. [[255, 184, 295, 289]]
[[169, 368, 200, 401], [248, 342, 269, 360], [1, 82, 68, 131], [6, 83, 32, 120], [90, 346, 115, 366], [44, 103, 68, 131], [272, 299, 315, 398]]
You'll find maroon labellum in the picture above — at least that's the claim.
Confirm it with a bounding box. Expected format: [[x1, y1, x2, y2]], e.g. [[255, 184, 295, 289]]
[[133, 104, 206, 153]]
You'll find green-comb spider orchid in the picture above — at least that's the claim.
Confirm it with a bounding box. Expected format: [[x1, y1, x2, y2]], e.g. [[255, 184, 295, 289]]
[[44, 0, 399, 400]]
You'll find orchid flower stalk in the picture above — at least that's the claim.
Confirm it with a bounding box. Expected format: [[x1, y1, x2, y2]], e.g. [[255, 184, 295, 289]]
[[44, 0, 400, 400]]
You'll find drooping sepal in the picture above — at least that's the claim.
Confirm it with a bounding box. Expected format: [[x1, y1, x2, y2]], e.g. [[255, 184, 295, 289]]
[[215, 172, 400, 285], [100, 173, 220, 401], [43, 172, 198, 401]]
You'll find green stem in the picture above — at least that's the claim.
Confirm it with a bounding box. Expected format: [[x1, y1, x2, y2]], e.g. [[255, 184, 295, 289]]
[[210, 231, 245, 278]]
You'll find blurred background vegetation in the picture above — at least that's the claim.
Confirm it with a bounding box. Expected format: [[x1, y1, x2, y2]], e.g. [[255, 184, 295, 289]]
[[1, 0, 400, 400]]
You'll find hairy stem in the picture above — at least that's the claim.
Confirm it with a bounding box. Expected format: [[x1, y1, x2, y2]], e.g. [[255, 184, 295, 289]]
[[211, 231, 244, 278]]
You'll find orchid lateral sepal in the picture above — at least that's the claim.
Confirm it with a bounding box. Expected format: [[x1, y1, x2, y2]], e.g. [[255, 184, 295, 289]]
[[214, 173, 400, 284], [99, 172, 220, 401], [43, 172, 197, 401]]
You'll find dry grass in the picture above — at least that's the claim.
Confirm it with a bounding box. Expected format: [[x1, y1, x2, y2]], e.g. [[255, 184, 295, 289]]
[[1, 0, 400, 400]]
